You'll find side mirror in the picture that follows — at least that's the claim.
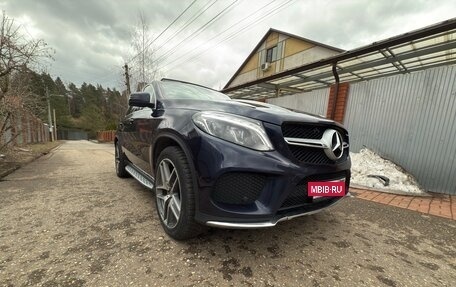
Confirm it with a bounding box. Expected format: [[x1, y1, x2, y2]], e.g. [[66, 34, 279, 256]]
[[128, 92, 155, 108]]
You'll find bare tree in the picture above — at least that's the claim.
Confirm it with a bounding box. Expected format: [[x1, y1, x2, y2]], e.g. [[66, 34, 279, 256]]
[[0, 11, 53, 150], [129, 12, 161, 91], [0, 11, 52, 95]]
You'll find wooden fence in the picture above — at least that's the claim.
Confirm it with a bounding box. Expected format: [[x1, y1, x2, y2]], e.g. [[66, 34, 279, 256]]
[[97, 130, 116, 142]]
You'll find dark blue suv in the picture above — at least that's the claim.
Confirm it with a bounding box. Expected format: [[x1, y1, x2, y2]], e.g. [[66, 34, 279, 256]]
[[115, 79, 351, 240]]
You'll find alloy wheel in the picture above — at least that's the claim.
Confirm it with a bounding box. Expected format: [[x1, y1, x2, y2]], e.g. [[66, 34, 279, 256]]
[[156, 158, 182, 229], [115, 144, 120, 172]]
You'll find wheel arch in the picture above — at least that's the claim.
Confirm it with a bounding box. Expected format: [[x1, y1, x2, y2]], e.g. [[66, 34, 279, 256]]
[[151, 132, 196, 178], [151, 131, 200, 210]]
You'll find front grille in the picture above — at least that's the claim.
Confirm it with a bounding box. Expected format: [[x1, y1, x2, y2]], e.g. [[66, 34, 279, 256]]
[[306, 171, 348, 182], [282, 124, 324, 139], [279, 171, 347, 210], [212, 172, 266, 205], [281, 123, 348, 165], [288, 145, 334, 165]]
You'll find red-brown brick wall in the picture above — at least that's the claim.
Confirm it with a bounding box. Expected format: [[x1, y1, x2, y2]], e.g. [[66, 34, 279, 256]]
[[326, 82, 349, 123]]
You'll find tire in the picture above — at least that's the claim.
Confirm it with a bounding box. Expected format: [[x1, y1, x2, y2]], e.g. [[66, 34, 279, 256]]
[[115, 142, 130, 178], [154, 146, 205, 240]]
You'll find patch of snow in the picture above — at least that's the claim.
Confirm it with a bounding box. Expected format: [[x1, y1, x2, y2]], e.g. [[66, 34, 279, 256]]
[[350, 148, 425, 194]]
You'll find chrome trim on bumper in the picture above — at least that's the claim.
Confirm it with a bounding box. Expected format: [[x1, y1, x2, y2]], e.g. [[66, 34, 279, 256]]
[[205, 194, 349, 229], [205, 221, 276, 229]]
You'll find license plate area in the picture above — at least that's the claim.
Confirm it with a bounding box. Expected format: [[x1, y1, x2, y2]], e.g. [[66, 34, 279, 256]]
[[308, 178, 346, 198]]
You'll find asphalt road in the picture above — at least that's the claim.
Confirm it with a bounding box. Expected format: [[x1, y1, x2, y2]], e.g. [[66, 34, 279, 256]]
[[0, 141, 455, 287]]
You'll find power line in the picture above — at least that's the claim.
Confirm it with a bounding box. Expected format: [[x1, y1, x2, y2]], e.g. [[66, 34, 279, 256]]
[[127, 0, 198, 64], [163, 0, 296, 72], [158, 0, 278, 70], [128, 0, 218, 85], [96, 1, 199, 90], [162, 0, 293, 70], [75, 0, 294, 90], [154, 0, 240, 65], [153, 0, 219, 55]]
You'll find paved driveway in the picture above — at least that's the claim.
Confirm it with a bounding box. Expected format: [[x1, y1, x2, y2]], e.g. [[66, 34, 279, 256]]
[[0, 141, 455, 286]]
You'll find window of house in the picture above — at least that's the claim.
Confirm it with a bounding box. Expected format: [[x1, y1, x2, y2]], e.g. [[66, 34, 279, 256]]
[[265, 46, 278, 63]]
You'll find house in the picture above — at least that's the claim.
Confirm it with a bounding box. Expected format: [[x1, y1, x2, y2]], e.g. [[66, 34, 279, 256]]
[[224, 28, 344, 91]]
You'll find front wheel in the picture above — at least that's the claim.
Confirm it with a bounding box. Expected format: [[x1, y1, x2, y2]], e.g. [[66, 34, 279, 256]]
[[154, 146, 204, 240]]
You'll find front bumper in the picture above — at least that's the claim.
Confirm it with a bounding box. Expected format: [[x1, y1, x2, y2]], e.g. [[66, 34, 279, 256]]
[[206, 193, 349, 228], [189, 126, 351, 228]]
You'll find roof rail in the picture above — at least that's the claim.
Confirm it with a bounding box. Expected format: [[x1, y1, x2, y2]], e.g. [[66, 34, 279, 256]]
[[160, 78, 218, 91]]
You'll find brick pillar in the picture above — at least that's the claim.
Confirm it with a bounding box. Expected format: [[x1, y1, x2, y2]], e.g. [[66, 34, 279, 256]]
[[326, 82, 349, 123]]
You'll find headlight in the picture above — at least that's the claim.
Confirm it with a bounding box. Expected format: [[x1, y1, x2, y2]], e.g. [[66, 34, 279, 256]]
[[192, 112, 274, 151]]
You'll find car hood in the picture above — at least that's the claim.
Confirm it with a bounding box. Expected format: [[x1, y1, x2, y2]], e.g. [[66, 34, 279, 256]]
[[161, 99, 343, 128]]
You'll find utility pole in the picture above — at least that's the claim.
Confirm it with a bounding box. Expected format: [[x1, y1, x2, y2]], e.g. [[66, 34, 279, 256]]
[[124, 63, 131, 95], [46, 86, 54, 142], [53, 109, 57, 141]]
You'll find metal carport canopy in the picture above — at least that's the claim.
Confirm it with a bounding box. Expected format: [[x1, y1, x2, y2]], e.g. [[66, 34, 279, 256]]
[[221, 18, 456, 100]]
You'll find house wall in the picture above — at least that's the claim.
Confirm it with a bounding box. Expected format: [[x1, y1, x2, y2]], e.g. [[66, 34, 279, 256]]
[[282, 46, 340, 70], [227, 33, 340, 88]]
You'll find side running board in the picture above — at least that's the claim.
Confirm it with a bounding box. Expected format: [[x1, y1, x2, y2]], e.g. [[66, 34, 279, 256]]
[[125, 165, 155, 189]]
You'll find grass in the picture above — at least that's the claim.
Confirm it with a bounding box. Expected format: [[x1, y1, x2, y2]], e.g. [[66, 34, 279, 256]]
[[26, 141, 61, 155]]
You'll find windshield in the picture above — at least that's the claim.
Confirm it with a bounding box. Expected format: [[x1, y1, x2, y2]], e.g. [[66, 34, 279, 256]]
[[160, 81, 230, 101]]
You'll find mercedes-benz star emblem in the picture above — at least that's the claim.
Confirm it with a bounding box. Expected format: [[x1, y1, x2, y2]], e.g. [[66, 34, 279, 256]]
[[322, 129, 344, 160]]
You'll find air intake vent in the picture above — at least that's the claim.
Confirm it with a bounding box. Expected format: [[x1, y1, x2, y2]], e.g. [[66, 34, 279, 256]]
[[212, 173, 266, 205]]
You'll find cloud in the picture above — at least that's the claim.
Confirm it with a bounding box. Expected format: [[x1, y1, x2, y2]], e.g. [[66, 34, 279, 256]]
[[1, 0, 454, 90]]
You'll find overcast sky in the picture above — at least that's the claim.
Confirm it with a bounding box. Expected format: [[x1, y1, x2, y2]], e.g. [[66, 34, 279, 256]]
[[1, 0, 455, 90]]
